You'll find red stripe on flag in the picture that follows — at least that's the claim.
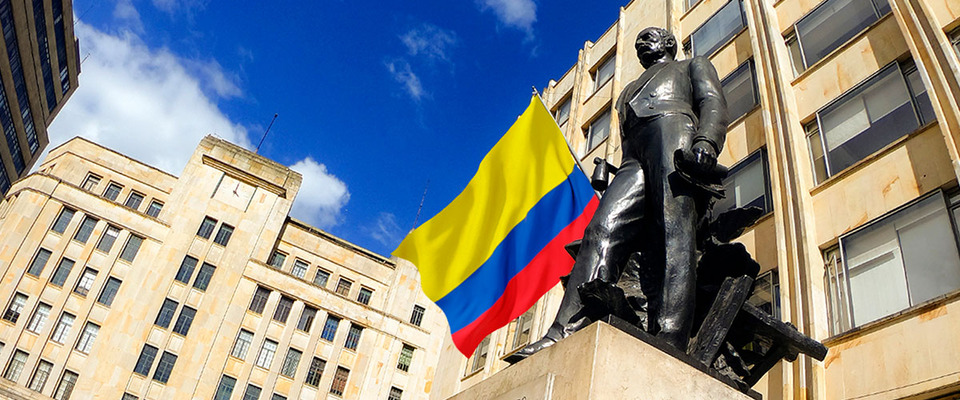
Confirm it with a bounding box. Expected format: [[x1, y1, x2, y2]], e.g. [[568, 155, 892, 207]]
[[451, 196, 599, 356]]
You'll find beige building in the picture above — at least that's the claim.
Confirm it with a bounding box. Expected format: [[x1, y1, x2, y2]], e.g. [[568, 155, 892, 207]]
[[432, 0, 960, 398], [0, 0, 80, 194], [0, 136, 447, 399]]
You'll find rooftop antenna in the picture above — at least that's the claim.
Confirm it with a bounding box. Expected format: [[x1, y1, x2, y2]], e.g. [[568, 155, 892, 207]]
[[255, 113, 279, 153], [411, 180, 430, 230]]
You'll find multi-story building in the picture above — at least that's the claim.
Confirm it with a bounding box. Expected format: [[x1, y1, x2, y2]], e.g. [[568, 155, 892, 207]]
[[0, 0, 79, 194], [432, 0, 960, 398], [0, 136, 446, 399]]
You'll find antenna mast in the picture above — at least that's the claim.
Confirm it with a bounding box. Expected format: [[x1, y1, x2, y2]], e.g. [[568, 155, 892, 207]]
[[412, 180, 430, 230], [255, 113, 279, 153]]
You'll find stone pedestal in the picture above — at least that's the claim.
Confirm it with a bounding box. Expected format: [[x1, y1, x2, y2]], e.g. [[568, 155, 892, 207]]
[[450, 319, 759, 400]]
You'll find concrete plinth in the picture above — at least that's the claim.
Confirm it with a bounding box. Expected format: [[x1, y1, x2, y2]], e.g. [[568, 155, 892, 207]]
[[450, 319, 759, 400]]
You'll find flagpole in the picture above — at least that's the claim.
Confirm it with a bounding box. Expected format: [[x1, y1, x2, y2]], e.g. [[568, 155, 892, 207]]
[[531, 86, 598, 193]]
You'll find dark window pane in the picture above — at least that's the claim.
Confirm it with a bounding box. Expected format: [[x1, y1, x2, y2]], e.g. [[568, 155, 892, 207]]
[[714, 151, 771, 215], [197, 217, 217, 239], [50, 258, 74, 286], [273, 296, 294, 323], [3, 293, 27, 322], [124, 192, 143, 210], [213, 224, 233, 246], [795, 0, 885, 68], [172, 306, 197, 336], [335, 278, 352, 296], [214, 375, 237, 400], [146, 201, 163, 218], [27, 248, 51, 276], [410, 305, 425, 327], [174, 256, 198, 284], [398, 344, 414, 372], [280, 348, 302, 378], [721, 60, 758, 122], [243, 384, 261, 400], [305, 357, 326, 387], [51, 208, 74, 233], [585, 110, 610, 154], [152, 352, 177, 383], [314, 269, 330, 287], [321, 316, 340, 341], [297, 306, 317, 332], [249, 286, 270, 314], [96, 226, 120, 253], [357, 288, 373, 305], [330, 367, 349, 396], [344, 324, 362, 350], [691, 0, 745, 56], [389, 387, 403, 400], [97, 277, 122, 306], [133, 344, 158, 376], [119, 235, 144, 262], [192, 263, 216, 291], [73, 216, 98, 243], [268, 251, 286, 268], [155, 299, 178, 328], [103, 183, 122, 201]]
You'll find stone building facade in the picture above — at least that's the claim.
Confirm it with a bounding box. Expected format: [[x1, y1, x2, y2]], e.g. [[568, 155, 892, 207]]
[[431, 0, 960, 398], [0, 0, 80, 194], [0, 136, 446, 399]]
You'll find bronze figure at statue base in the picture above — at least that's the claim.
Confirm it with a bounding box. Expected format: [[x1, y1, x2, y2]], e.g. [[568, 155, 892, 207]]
[[503, 27, 826, 394]]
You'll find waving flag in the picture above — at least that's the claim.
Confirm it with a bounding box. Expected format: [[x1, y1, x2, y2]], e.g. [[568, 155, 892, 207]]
[[393, 95, 599, 356]]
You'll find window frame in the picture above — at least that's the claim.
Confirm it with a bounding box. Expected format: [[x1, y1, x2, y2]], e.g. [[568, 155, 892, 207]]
[[304, 357, 326, 387], [119, 235, 144, 263], [80, 174, 101, 192], [231, 329, 254, 360], [50, 258, 75, 287], [688, 0, 747, 57], [96, 225, 120, 253], [26, 302, 51, 333], [133, 344, 159, 376], [172, 306, 197, 336], [27, 248, 51, 277], [192, 263, 216, 291], [197, 216, 218, 239], [97, 277, 122, 306], [592, 53, 616, 93], [788, 0, 891, 71], [213, 224, 233, 246], [255, 339, 278, 369], [152, 351, 177, 384], [124, 191, 144, 210], [102, 182, 123, 201], [3, 292, 27, 323], [249, 286, 270, 314], [73, 267, 98, 296], [50, 207, 75, 234], [273, 296, 294, 323], [72, 215, 98, 243], [582, 109, 612, 156], [410, 305, 425, 327], [720, 59, 760, 123], [279, 348, 302, 378], [50, 312, 75, 344], [174, 256, 198, 284], [145, 200, 163, 218], [714, 148, 773, 217], [75, 322, 99, 354]]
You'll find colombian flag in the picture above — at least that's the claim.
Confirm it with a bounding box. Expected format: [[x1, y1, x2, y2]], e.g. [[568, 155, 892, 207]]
[[393, 95, 599, 356]]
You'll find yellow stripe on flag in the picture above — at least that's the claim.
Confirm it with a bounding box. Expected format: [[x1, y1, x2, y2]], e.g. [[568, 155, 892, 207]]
[[393, 96, 577, 301]]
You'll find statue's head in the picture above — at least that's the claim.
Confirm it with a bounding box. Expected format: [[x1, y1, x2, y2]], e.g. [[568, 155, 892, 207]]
[[635, 27, 678, 68]]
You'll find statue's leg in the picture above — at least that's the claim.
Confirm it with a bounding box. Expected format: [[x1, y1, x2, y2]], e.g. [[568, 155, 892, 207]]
[[506, 160, 645, 363]]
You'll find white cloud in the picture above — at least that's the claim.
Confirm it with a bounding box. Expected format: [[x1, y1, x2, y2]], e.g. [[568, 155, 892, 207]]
[[289, 157, 350, 229], [112, 0, 143, 33], [400, 24, 458, 64], [477, 0, 537, 38], [45, 22, 250, 174], [368, 212, 405, 249], [151, 0, 207, 16], [385, 60, 425, 101]]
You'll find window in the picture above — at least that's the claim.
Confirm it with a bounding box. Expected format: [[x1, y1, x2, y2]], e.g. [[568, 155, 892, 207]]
[[4, 349, 27, 381], [686, 0, 702, 10], [321, 315, 340, 341], [292, 259, 308, 278], [122, 394, 138, 400], [3, 292, 27, 322], [134, 345, 158, 375], [714, 150, 772, 216], [952, 28, 960, 57], [96, 226, 120, 253], [267, 251, 286, 269], [584, 110, 611, 155], [243, 384, 262, 400], [305, 357, 326, 387], [74, 268, 97, 296], [554, 98, 571, 129], [747, 270, 780, 317], [152, 351, 177, 383], [345, 324, 362, 350], [721, 60, 759, 122], [508, 308, 535, 351], [271, 394, 287, 400], [256, 339, 278, 369], [690, 0, 746, 57], [192, 263, 216, 291], [330, 366, 350, 396], [389, 387, 403, 400], [297, 306, 317, 332], [53, 370, 78, 400], [145, 200, 163, 218], [314, 269, 330, 287], [155, 299, 178, 328], [213, 224, 233, 246], [789, 0, 891, 71], [27, 248, 51, 276], [172, 306, 197, 336], [51, 312, 74, 343], [51, 207, 74, 233], [174, 256, 198, 284], [81, 174, 100, 191], [124, 191, 144, 210], [410, 305, 425, 327], [50, 258, 74, 286], [807, 61, 934, 183], [273, 296, 294, 323], [397, 344, 414, 372], [593, 55, 615, 92], [280, 348, 302, 378], [119, 235, 143, 262], [97, 277, 122, 306], [335, 278, 352, 296], [826, 192, 960, 334], [75, 322, 99, 353], [357, 287, 373, 305], [249, 286, 270, 314], [28, 359, 53, 391], [103, 182, 122, 201], [231, 329, 254, 359], [26, 302, 51, 333], [73, 216, 98, 243], [197, 216, 217, 239], [467, 336, 490, 374], [214, 375, 237, 400]]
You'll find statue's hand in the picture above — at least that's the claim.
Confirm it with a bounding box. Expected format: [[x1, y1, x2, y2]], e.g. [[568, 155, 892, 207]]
[[691, 141, 717, 172]]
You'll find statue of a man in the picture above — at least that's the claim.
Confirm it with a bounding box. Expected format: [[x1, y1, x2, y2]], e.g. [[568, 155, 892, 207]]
[[511, 27, 727, 360]]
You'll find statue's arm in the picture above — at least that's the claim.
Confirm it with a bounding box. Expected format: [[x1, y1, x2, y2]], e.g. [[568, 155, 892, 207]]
[[689, 56, 729, 153]]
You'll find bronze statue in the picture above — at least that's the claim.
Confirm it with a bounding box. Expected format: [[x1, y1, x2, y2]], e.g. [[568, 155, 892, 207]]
[[510, 26, 728, 360]]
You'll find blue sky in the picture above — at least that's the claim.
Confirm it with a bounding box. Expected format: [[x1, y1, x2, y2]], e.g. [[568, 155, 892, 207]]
[[48, 0, 629, 256]]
